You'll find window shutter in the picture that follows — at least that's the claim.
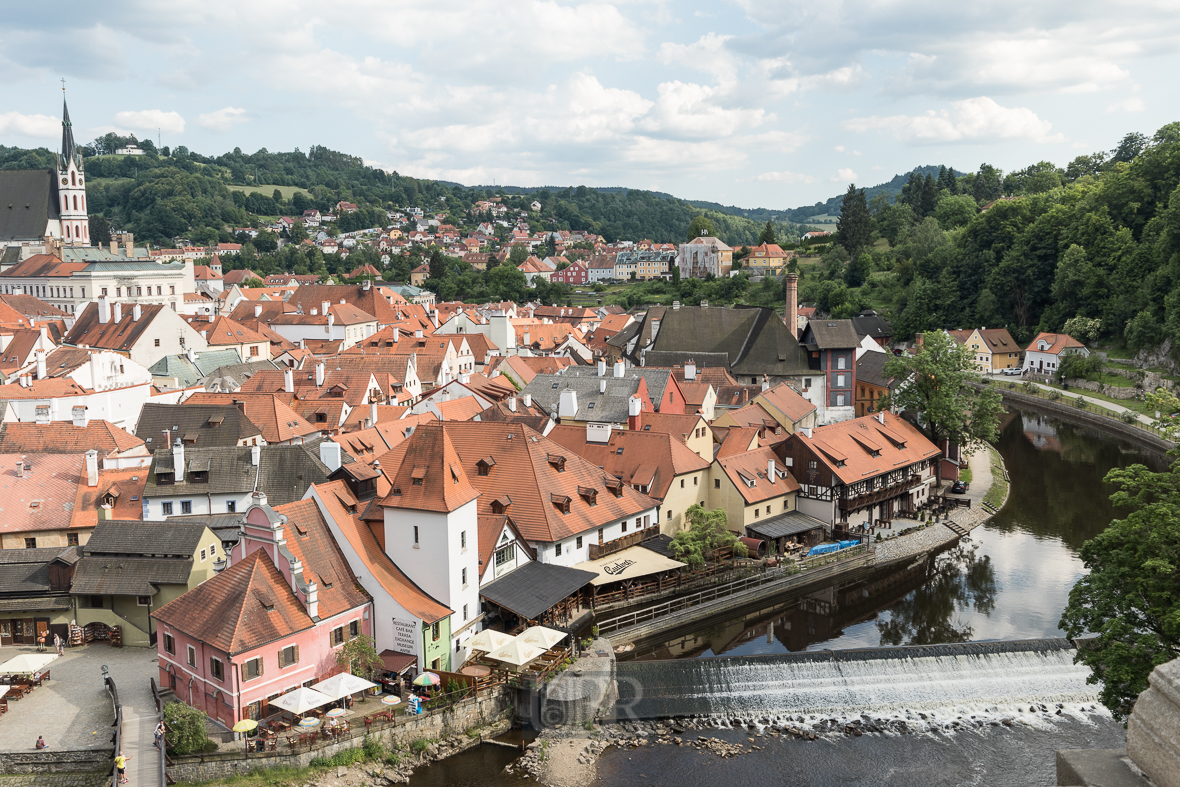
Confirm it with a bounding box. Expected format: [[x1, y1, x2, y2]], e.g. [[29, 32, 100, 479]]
[[259, 657, 264, 677], [293, 644, 299, 665], [277, 649, 284, 669]]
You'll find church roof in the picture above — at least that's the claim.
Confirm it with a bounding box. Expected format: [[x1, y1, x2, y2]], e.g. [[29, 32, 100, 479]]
[[0, 170, 59, 242], [61, 98, 81, 171]]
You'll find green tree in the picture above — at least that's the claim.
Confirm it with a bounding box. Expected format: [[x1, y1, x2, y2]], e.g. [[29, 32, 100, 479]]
[[507, 244, 529, 266], [844, 253, 870, 287], [972, 164, 1003, 203], [758, 220, 777, 245], [836, 184, 871, 257], [485, 252, 499, 270], [253, 230, 278, 253], [335, 634, 384, 681], [89, 215, 112, 245], [687, 215, 717, 241], [1060, 457, 1180, 718], [428, 247, 447, 280], [1062, 316, 1102, 343], [882, 330, 1004, 457], [668, 504, 748, 569], [933, 195, 977, 230], [163, 701, 211, 755]]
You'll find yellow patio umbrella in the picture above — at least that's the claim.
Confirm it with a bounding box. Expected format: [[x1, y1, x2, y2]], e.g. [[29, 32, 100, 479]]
[[232, 719, 258, 733]]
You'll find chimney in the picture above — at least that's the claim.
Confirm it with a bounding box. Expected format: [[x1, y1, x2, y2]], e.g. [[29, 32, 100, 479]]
[[319, 439, 341, 473], [305, 582, 319, 619], [369, 400, 378, 425], [35, 349, 46, 379], [597, 358, 606, 377], [799, 426, 812, 439], [523, 393, 531, 408], [672, 300, 680, 310], [254, 305, 262, 318], [86, 449, 99, 488], [430, 310, 439, 329], [251, 443, 261, 467], [392, 327, 400, 343], [16, 460, 24, 478], [768, 458, 776, 480], [132, 303, 142, 321], [321, 301, 330, 318], [124, 237, 133, 258], [328, 313, 335, 330], [186, 346, 196, 364], [19, 374, 29, 388], [311, 308, 318, 316], [113, 302, 122, 322], [685, 360, 696, 381], [558, 389, 578, 419], [599, 378, 607, 394], [459, 372, 470, 385], [523, 330, 530, 347], [613, 359, 625, 378], [700, 300, 708, 309], [97, 296, 111, 324], [162, 429, 171, 448], [207, 313, 214, 323], [173, 438, 185, 483], [315, 362, 325, 387], [785, 272, 799, 339], [109, 240, 118, 255], [627, 395, 643, 430], [876, 411, 886, 425], [415, 330, 423, 339], [762, 374, 770, 392], [39, 325, 47, 344], [507, 397, 516, 412], [252, 489, 267, 507], [72, 405, 88, 428]]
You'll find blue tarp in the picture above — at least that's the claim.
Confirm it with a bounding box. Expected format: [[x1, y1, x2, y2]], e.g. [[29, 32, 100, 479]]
[[807, 540, 861, 557]]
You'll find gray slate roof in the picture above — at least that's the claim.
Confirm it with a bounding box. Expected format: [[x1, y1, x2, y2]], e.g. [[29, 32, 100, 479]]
[[479, 561, 597, 620], [645, 306, 812, 379], [856, 351, 899, 390], [144, 443, 335, 506], [135, 403, 263, 448], [851, 309, 893, 341], [801, 319, 860, 351], [0, 169, 59, 242], [82, 520, 208, 558], [70, 556, 193, 596], [745, 511, 829, 540], [148, 349, 243, 387], [200, 359, 284, 391], [558, 366, 674, 409], [521, 373, 644, 424]]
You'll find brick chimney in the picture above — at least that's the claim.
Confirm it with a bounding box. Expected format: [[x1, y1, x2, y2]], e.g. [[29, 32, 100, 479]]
[[627, 394, 643, 430], [785, 272, 799, 339]]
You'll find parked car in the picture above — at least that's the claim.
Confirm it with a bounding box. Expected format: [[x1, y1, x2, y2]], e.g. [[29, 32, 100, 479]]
[[950, 480, 968, 494], [1002, 367, 1023, 376]]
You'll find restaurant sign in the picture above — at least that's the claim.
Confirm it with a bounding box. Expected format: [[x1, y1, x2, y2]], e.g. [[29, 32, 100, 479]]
[[392, 618, 417, 655], [603, 558, 637, 576]]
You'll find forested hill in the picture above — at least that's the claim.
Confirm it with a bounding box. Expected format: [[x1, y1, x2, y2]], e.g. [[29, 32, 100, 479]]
[[0, 138, 814, 247]]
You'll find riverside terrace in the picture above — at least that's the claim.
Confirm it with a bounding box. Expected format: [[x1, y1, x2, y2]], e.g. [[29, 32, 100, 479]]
[[0, 644, 156, 787]]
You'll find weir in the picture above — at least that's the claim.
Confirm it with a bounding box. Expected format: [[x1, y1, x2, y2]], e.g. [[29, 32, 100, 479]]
[[614, 638, 1101, 721]]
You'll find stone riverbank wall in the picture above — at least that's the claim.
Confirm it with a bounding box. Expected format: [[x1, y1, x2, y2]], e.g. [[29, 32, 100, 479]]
[[989, 386, 1174, 456], [0, 750, 113, 776], [166, 687, 511, 784]]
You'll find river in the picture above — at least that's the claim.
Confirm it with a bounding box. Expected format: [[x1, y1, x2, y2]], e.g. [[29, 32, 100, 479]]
[[410, 407, 1165, 787]]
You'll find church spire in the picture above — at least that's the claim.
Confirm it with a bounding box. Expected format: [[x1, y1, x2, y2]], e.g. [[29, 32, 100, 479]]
[[61, 89, 81, 173]]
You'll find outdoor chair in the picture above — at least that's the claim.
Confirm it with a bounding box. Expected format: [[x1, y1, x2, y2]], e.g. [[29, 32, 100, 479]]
[[266, 737, 277, 752]]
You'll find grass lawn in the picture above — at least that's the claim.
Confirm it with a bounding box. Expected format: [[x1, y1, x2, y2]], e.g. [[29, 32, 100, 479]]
[[228, 184, 311, 199], [1100, 345, 1136, 360], [983, 445, 1008, 510], [87, 176, 136, 188]]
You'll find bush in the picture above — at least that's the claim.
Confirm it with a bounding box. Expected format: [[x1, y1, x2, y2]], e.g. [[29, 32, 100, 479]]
[[1074, 395, 1087, 408], [362, 734, 387, 762], [1047, 390, 1061, 400], [310, 747, 365, 768], [163, 701, 212, 756], [410, 738, 432, 753], [1121, 411, 1138, 424]]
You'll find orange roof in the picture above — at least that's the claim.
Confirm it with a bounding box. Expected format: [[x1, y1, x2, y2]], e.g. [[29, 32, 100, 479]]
[[717, 446, 799, 505], [547, 425, 709, 500], [182, 392, 319, 443], [0, 453, 89, 535], [152, 549, 314, 655], [71, 466, 148, 530], [757, 382, 816, 424], [435, 397, 484, 422], [0, 420, 144, 455], [713, 426, 761, 458], [311, 481, 450, 623], [794, 411, 940, 486], [185, 315, 269, 346], [380, 421, 480, 513], [1026, 332, 1086, 356], [272, 497, 370, 619]]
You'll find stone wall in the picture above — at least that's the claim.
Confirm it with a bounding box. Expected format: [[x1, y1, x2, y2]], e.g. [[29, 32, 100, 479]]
[[1062, 378, 1142, 400], [1126, 659, 1180, 787], [166, 688, 511, 784], [0, 750, 113, 775]]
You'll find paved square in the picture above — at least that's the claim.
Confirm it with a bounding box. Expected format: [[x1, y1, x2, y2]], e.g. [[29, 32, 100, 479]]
[[0, 643, 158, 754]]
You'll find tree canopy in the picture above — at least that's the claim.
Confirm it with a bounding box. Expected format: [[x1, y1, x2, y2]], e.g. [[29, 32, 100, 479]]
[[836, 184, 871, 257], [668, 504, 748, 569]]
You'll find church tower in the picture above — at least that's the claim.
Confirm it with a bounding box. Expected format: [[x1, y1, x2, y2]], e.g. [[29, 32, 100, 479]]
[[57, 94, 89, 247]]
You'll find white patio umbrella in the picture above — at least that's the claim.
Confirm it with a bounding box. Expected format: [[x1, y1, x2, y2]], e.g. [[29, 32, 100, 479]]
[[268, 686, 333, 715], [311, 673, 378, 701], [517, 626, 567, 650], [467, 629, 516, 653], [0, 653, 57, 673], [486, 639, 546, 668]]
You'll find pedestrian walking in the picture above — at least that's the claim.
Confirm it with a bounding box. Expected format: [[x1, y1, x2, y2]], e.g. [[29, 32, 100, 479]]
[[53, 633, 63, 656], [154, 721, 166, 750], [114, 751, 132, 784]]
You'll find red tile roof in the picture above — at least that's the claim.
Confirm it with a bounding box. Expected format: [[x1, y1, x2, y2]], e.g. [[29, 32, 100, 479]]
[[272, 497, 370, 619], [546, 425, 709, 500], [793, 411, 940, 486], [1025, 332, 1086, 356], [717, 446, 799, 505], [0, 421, 144, 455]]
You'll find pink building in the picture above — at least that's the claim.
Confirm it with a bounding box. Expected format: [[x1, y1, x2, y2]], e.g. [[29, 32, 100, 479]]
[[151, 495, 372, 726], [551, 261, 588, 285]]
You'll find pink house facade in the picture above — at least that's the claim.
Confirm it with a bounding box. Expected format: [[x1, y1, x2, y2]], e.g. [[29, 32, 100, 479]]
[[151, 494, 372, 726]]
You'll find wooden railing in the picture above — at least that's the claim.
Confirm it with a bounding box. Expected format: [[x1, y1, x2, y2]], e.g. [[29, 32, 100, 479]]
[[587, 527, 657, 560]]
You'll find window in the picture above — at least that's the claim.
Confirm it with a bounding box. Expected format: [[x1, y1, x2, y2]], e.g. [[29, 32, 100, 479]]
[[680, 479, 685, 488], [754, 508, 760, 518], [67, 533, 79, 546], [101, 287, 108, 296], [349, 620, 359, 638], [576, 536, 583, 549], [836, 374, 846, 387], [137, 595, 151, 606], [210, 657, 224, 681], [170, 286, 176, 295], [555, 542, 562, 556], [226, 501, 236, 513], [116, 287, 121, 297], [181, 500, 193, 514], [187, 645, 196, 667], [164, 633, 175, 655], [431, 622, 441, 641], [90, 595, 103, 608], [278, 644, 299, 668], [162, 502, 174, 515], [463, 604, 468, 621], [157, 286, 162, 295], [136, 287, 142, 296], [460, 530, 466, 550], [836, 394, 846, 407], [24, 537, 36, 549], [243, 657, 262, 681], [413, 526, 419, 545], [154, 338, 160, 347], [714, 478, 720, 489], [837, 356, 846, 370], [494, 544, 514, 566], [621, 520, 628, 533], [330, 627, 345, 646], [803, 377, 812, 389], [694, 476, 699, 486], [200, 549, 207, 562], [666, 509, 672, 520], [250, 346, 259, 357]]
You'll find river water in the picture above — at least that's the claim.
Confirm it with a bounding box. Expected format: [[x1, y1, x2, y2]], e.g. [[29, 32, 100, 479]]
[[411, 407, 1166, 787]]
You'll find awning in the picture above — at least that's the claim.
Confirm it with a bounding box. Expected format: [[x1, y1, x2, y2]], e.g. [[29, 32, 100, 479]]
[[378, 650, 417, 675], [745, 511, 829, 540], [269, 686, 333, 715], [575, 545, 686, 586], [312, 672, 378, 700], [480, 561, 597, 621], [0, 653, 57, 674]]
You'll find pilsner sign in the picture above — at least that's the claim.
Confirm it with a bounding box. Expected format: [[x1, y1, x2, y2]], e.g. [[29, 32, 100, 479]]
[[392, 618, 417, 655]]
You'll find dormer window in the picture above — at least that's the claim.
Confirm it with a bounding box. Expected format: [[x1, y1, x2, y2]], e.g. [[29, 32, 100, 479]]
[[156, 471, 174, 486], [547, 453, 566, 472], [411, 466, 427, 486], [190, 470, 209, 484], [551, 493, 571, 514], [578, 486, 598, 506], [490, 495, 511, 514], [604, 477, 624, 498], [476, 457, 495, 476]]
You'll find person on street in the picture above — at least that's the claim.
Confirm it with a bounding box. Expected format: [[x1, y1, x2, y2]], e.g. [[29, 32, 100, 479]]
[[115, 751, 132, 783], [35, 736, 48, 749], [154, 721, 166, 750]]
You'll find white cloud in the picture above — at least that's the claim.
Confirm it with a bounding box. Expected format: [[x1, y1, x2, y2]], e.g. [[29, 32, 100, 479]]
[[197, 106, 248, 132], [755, 170, 818, 183], [1106, 96, 1146, 113], [834, 145, 845, 152], [0, 111, 59, 139], [835, 168, 859, 182], [844, 97, 1062, 143], [113, 109, 185, 134], [641, 80, 768, 139]]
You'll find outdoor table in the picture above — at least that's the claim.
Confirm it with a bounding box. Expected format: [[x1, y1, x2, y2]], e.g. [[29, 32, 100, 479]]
[[460, 665, 491, 678]]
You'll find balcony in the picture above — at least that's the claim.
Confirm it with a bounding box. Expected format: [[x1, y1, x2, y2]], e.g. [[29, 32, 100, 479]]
[[839, 474, 924, 513], [587, 527, 658, 561]]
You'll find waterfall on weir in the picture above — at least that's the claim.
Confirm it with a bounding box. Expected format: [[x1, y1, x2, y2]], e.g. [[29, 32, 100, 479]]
[[615, 639, 1103, 721]]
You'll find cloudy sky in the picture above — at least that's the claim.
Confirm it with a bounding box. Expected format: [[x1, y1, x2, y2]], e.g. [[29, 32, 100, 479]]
[[2, 1, 1176, 209]]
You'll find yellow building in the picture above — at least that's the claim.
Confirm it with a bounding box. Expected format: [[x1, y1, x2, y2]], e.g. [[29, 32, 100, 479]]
[[948, 328, 1022, 373]]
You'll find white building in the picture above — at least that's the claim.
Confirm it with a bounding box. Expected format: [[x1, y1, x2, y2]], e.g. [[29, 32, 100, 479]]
[[0, 346, 154, 429]]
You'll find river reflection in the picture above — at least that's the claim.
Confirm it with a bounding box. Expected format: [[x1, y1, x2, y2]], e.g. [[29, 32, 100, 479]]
[[626, 407, 1166, 660]]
